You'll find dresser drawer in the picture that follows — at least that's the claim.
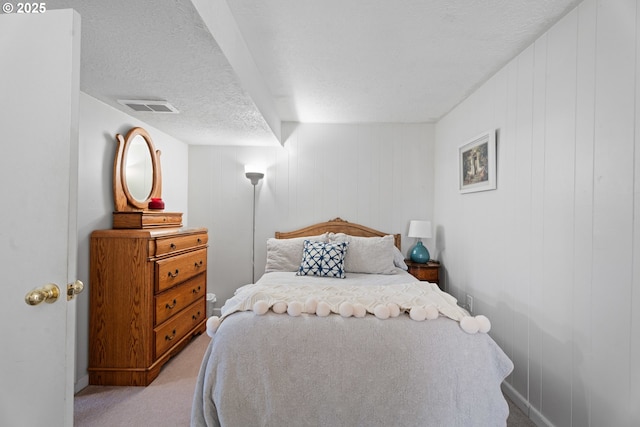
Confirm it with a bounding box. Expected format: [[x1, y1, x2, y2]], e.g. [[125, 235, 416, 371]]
[[154, 232, 208, 257], [154, 299, 206, 358], [405, 260, 440, 284], [155, 248, 207, 292], [155, 274, 206, 325], [413, 268, 438, 282], [112, 211, 183, 229]]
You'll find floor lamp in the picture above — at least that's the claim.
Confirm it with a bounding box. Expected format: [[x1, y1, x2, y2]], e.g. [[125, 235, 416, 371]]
[[245, 165, 264, 283]]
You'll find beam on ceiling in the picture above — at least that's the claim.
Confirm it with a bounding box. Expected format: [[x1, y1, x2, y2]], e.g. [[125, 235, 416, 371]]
[[190, 0, 283, 145]]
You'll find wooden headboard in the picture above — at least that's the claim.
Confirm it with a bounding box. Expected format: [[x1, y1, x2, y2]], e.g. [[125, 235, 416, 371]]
[[275, 217, 401, 249]]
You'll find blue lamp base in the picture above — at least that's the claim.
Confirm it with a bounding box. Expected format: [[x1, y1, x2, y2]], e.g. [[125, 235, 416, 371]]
[[410, 241, 430, 263]]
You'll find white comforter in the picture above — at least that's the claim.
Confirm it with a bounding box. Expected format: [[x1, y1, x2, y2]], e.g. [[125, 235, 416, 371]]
[[192, 271, 513, 427]]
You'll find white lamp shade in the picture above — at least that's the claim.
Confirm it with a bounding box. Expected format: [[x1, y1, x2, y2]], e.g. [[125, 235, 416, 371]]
[[408, 220, 432, 239], [244, 164, 265, 185]]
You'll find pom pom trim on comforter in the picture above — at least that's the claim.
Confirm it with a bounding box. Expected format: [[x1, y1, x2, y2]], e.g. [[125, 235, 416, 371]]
[[206, 281, 491, 336]]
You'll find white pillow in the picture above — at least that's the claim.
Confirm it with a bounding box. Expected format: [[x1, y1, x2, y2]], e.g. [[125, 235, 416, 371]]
[[265, 233, 329, 272], [329, 233, 397, 274], [392, 247, 408, 270]]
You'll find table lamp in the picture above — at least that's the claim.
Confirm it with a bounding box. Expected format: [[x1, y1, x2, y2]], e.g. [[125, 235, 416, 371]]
[[408, 220, 432, 263]]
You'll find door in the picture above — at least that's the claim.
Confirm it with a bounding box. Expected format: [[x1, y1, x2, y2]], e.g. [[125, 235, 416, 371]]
[[0, 10, 81, 427]]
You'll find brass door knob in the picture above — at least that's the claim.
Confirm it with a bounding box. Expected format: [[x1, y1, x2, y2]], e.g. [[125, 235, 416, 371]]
[[67, 280, 84, 300], [25, 284, 60, 306]]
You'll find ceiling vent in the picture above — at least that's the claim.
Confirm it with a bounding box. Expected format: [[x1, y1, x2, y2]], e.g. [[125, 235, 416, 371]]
[[117, 99, 179, 113]]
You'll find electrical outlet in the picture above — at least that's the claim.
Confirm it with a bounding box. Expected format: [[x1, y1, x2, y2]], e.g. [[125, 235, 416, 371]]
[[466, 294, 474, 314]]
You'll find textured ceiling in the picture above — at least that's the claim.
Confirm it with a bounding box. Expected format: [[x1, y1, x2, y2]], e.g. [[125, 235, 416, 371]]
[[228, 0, 583, 123], [48, 0, 582, 146]]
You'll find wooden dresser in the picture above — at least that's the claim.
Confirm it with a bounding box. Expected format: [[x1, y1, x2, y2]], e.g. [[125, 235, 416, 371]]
[[89, 227, 208, 386]]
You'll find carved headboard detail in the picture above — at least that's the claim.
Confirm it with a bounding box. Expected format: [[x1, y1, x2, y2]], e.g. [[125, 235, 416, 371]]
[[275, 217, 401, 249]]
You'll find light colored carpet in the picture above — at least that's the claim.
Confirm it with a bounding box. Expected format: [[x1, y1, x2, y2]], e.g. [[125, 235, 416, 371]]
[[75, 332, 535, 426], [506, 395, 537, 427], [74, 333, 210, 427]]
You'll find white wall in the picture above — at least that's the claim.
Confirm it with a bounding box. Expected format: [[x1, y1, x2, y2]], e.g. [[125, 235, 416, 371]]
[[434, 1, 640, 425], [188, 122, 435, 307], [75, 93, 189, 390]]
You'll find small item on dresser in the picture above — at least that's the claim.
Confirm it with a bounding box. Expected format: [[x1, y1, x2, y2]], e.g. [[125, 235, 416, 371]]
[[148, 197, 165, 210]]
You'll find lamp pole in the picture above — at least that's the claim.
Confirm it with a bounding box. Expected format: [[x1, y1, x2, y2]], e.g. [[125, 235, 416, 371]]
[[251, 182, 256, 283], [245, 169, 264, 283]]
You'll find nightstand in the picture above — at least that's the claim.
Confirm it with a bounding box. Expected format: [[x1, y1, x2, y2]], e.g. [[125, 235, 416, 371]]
[[405, 260, 440, 285]]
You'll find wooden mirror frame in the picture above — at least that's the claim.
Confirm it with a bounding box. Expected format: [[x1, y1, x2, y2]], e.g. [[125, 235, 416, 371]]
[[113, 127, 162, 212]]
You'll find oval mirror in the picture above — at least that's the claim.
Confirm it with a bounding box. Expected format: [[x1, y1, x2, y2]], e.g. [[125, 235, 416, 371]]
[[113, 127, 162, 212], [124, 135, 153, 202]]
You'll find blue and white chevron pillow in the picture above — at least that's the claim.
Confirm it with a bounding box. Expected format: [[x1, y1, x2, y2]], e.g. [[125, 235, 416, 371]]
[[297, 240, 349, 278]]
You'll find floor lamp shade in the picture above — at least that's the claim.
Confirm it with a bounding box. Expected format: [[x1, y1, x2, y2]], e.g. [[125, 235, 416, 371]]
[[244, 165, 265, 186], [408, 220, 432, 263]]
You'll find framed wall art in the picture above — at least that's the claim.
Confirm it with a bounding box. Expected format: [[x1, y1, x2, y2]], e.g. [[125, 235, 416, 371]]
[[458, 129, 496, 194]]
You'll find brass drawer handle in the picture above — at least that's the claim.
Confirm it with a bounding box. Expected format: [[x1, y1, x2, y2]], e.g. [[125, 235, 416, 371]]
[[165, 329, 177, 341], [192, 311, 202, 320], [168, 269, 179, 279], [192, 286, 201, 294], [170, 243, 176, 250], [165, 299, 177, 309], [194, 260, 203, 268], [197, 238, 202, 244]]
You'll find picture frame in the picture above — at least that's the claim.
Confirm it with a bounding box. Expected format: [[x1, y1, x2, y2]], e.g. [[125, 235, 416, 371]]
[[458, 129, 496, 194]]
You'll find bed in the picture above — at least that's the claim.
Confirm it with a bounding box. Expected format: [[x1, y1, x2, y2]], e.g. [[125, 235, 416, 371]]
[[191, 218, 513, 426]]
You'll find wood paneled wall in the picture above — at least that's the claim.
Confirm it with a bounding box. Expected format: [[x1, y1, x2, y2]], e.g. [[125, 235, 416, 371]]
[[188, 123, 434, 307], [434, 1, 640, 425]]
